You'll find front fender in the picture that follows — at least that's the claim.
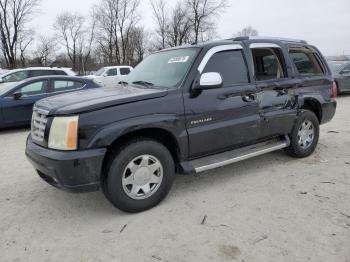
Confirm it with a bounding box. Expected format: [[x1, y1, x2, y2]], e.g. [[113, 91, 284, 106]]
[[86, 114, 189, 158]]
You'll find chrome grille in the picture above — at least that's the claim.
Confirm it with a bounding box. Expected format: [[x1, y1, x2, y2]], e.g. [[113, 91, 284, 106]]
[[31, 107, 49, 142]]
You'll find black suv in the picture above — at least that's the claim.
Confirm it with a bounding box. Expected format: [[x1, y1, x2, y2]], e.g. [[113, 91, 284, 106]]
[[26, 37, 337, 212]]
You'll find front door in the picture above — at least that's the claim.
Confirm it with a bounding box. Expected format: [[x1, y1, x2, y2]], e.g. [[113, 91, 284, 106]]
[[184, 45, 260, 158], [2, 80, 49, 125]]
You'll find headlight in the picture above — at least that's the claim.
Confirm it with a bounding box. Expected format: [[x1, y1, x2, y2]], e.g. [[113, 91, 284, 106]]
[[48, 116, 79, 150]]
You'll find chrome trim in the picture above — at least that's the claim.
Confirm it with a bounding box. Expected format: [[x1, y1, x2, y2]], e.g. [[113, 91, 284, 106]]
[[250, 43, 282, 49], [31, 107, 49, 142], [198, 44, 243, 73]]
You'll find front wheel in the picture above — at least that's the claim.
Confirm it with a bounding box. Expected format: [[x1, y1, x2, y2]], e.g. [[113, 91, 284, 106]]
[[103, 139, 175, 213], [285, 110, 320, 158]]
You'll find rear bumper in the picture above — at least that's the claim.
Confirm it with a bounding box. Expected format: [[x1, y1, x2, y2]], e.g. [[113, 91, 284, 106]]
[[25, 136, 106, 193], [321, 99, 337, 124]]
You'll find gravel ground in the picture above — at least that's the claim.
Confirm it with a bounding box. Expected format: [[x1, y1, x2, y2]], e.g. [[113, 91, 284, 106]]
[[0, 96, 349, 262]]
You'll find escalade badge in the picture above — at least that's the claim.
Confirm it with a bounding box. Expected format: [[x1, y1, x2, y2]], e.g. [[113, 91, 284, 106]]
[[191, 117, 213, 125]]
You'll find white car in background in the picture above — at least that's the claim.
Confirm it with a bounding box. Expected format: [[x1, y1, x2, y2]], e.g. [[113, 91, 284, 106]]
[[86, 66, 133, 87], [0, 67, 76, 84]]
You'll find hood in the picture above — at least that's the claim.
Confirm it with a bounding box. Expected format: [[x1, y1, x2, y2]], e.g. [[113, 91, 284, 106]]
[[35, 85, 168, 115]]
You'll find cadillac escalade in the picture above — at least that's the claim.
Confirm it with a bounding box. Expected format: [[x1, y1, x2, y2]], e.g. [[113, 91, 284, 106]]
[[25, 37, 337, 212]]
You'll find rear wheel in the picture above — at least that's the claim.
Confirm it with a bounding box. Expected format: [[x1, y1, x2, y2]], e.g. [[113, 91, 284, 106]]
[[285, 110, 319, 158], [102, 139, 175, 213]]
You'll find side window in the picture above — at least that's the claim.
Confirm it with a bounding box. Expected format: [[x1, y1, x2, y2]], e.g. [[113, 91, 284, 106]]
[[107, 69, 118, 76], [120, 68, 131, 75], [3, 71, 29, 82], [30, 70, 56, 77], [289, 48, 323, 75], [251, 48, 286, 81], [55, 70, 67, 75], [203, 50, 249, 86], [16, 81, 48, 97], [53, 80, 84, 92]]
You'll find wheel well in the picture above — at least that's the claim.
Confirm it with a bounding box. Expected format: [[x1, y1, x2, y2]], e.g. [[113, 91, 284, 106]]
[[104, 128, 180, 167], [302, 99, 322, 123]]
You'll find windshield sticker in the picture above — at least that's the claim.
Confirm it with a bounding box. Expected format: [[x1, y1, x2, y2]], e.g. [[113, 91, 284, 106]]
[[168, 56, 190, 64]]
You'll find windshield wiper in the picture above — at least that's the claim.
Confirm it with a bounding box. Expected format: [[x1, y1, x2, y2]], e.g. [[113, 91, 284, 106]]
[[132, 80, 155, 88]]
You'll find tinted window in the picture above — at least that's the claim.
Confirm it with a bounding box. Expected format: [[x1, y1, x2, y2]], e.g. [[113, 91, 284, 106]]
[[252, 48, 286, 81], [3, 71, 29, 82], [289, 48, 323, 75], [30, 70, 56, 77], [17, 81, 48, 96], [203, 50, 249, 86], [55, 70, 67, 75], [53, 80, 84, 92], [120, 68, 131, 75], [107, 69, 118, 76]]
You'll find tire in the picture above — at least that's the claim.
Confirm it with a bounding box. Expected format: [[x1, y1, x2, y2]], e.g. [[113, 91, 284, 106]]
[[102, 139, 175, 213], [285, 110, 320, 158]]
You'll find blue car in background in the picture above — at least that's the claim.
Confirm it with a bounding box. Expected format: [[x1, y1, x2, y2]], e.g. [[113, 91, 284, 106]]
[[0, 76, 100, 128]]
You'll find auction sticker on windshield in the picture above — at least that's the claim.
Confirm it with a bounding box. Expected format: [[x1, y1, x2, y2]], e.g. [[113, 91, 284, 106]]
[[168, 56, 190, 64]]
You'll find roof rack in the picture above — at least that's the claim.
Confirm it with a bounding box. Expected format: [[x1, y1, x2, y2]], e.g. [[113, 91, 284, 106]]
[[230, 36, 308, 44]]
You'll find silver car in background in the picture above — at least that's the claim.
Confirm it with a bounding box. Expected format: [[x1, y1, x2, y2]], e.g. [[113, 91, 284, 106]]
[[328, 61, 350, 94]]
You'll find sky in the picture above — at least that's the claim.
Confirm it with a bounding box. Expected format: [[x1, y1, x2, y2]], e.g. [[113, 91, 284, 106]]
[[30, 0, 350, 56]]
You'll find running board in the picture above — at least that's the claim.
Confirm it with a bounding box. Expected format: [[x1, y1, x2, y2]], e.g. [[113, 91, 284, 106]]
[[181, 136, 290, 174]]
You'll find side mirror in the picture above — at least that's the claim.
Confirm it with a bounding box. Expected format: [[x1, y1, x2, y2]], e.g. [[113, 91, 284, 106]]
[[13, 92, 22, 100], [0, 77, 3, 83], [340, 69, 350, 75], [194, 72, 223, 90]]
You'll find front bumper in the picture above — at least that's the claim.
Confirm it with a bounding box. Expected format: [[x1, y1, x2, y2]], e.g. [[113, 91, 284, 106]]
[[25, 136, 106, 193]]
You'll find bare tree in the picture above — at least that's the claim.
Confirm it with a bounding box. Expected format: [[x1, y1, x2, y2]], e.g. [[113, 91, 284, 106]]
[[167, 2, 192, 47], [151, 0, 168, 49], [235, 26, 259, 37], [186, 0, 227, 44], [94, 0, 117, 65], [0, 0, 40, 68], [77, 14, 96, 75], [94, 0, 140, 66], [18, 29, 34, 67], [34, 35, 57, 66], [54, 12, 85, 72]]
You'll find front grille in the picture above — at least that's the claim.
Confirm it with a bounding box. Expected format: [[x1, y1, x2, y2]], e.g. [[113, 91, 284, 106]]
[[31, 107, 49, 142]]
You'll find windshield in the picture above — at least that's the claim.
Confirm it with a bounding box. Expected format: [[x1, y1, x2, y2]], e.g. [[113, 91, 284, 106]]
[[126, 48, 199, 89], [328, 61, 346, 72], [95, 68, 107, 76]]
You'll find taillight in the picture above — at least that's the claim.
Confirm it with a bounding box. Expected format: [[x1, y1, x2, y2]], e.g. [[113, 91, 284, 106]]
[[331, 81, 337, 98]]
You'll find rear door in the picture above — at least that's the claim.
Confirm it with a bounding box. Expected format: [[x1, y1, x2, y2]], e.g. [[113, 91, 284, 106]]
[[249, 42, 298, 138], [119, 67, 131, 82], [2, 80, 49, 125], [49, 79, 85, 95], [184, 45, 260, 158]]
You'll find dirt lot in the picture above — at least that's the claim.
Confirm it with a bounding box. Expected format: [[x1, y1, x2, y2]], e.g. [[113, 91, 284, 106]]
[[0, 96, 349, 262]]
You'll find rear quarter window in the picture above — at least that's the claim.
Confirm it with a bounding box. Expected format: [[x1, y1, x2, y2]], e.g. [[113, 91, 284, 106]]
[[289, 48, 324, 75]]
